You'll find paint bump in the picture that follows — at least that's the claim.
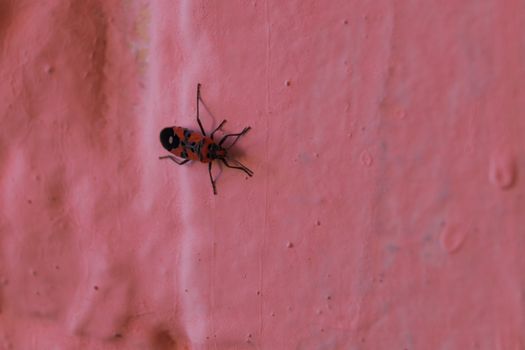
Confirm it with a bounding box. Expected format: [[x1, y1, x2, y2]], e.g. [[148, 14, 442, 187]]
[[489, 152, 516, 189], [440, 223, 466, 254], [395, 108, 406, 119], [360, 150, 373, 167], [44, 64, 54, 74]]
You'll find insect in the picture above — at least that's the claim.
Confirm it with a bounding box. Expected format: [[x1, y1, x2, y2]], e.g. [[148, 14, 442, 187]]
[[159, 83, 253, 195]]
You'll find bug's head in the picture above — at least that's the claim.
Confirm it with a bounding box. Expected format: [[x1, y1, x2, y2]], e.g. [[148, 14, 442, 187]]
[[160, 127, 180, 151], [208, 143, 226, 159]]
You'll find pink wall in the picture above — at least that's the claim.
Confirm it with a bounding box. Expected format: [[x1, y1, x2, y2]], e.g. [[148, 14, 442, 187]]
[[1, 0, 524, 349]]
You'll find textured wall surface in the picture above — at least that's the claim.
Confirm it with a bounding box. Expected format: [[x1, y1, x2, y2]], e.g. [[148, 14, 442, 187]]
[[1, 0, 525, 349]]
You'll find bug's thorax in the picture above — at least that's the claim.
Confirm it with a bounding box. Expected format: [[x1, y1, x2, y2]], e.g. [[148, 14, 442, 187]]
[[207, 142, 226, 160]]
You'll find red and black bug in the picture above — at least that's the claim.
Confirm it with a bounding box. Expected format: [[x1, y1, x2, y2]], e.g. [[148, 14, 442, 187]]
[[159, 83, 253, 195]]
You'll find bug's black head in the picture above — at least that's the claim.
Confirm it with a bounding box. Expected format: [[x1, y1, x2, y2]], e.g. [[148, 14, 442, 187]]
[[160, 127, 180, 151], [208, 143, 226, 159]]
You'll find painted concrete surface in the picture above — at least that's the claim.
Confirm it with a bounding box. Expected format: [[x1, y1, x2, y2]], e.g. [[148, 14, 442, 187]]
[[1, 0, 525, 349]]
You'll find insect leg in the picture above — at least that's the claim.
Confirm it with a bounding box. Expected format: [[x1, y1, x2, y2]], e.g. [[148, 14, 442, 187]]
[[210, 119, 227, 140], [196, 83, 206, 136], [219, 127, 251, 148], [159, 155, 190, 165], [221, 158, 253, 177], [209, 162, 217, 195]]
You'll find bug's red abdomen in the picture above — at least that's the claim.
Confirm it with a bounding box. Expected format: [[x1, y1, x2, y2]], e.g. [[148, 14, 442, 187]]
[[169, 127, 217, 163]]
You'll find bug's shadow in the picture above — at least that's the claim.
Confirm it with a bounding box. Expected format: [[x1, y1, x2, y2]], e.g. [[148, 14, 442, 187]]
[[223, 145, 248, 158]]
